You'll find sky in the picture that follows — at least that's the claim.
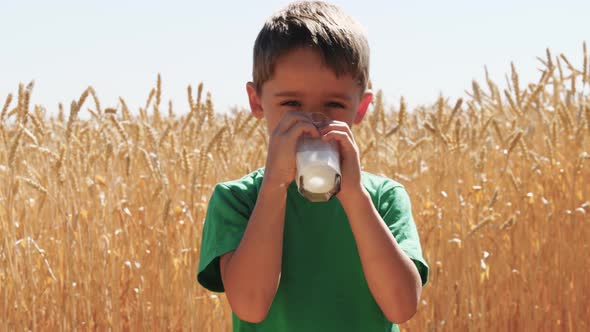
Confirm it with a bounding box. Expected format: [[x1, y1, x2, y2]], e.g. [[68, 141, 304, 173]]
[[1, 0, 589, 118]]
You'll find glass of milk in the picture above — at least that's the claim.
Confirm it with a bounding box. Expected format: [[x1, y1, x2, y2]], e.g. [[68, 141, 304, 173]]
[[296, 113, 341, 202]]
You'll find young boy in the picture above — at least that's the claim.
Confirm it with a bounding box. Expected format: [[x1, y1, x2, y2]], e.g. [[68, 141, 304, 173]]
[[197, 2, 429, 331]]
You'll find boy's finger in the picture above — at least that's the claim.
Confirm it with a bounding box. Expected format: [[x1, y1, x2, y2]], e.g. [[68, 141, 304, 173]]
[[321, 130, 356, 150], [272, 111, 315, 136], [285, 121, 321, 141], [318, 122, 352, 135]]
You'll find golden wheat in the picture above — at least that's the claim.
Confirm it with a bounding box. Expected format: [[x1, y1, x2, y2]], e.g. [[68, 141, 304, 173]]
[[0, 46, 589, 331]]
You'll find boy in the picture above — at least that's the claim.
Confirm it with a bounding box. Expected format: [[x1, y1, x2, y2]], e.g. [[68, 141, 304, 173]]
[[197, 2, 429, 331]]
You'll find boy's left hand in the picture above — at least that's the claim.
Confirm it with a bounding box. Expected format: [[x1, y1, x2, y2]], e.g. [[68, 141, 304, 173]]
[[318, 121, 366, 203]]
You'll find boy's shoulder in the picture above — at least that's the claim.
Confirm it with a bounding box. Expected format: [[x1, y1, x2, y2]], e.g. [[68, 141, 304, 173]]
[[217, 167, 265, 187], [360, 170, 406, 192], [360, 171, 410, 209], [213, 168, 265, 200]]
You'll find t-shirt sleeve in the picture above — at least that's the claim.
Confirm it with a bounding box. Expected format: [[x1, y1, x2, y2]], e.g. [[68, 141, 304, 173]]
[[197, 183, 253, 292], [378, 184, 429, 286]]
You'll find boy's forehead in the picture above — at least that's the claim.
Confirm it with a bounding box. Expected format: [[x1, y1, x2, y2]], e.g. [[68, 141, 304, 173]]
[[265, 54, 359, 92], [275, 47, 343, 72], [263, 70, 362, 98]]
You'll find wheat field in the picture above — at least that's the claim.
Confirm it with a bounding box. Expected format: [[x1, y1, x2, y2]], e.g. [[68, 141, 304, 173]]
[[1, 45, 589, 331]]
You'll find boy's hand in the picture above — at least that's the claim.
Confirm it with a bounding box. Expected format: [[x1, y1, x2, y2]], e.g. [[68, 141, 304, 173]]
[[263, 111, 320, 188], [319, 121, 366, 203]]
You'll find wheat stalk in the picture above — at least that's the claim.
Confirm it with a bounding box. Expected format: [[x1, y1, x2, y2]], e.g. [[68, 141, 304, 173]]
[[28, 109, 46, 138], [16, 175, 47, 195], [1, 93, 12, 122], [153, 74, 162, 125], [442, 98, 463, 133], [506, 129, 523, 155], [119, 97, 132, 121], [583, 41, 588, 87], [109, 113, 130, 144], [65, 100, 80, 143], [158, 123, 172, 148], [19, 123, 39, 146], [8, 128, 23, 169], [87, 86, 102, 117]]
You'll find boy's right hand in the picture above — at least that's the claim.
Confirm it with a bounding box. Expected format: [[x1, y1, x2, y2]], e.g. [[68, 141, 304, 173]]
[[263, 111, 320, 189]]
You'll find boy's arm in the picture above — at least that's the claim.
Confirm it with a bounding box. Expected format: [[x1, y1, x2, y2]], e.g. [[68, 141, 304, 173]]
[[339, 189, 422, 324], [219, 110, 320, 323], [219, 181, 287, 323], [319, 120, 425, 324]]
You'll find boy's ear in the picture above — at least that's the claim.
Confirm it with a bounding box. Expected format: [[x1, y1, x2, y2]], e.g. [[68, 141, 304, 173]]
[[353, 90, 373, 124], [246, 82, 264, 119]]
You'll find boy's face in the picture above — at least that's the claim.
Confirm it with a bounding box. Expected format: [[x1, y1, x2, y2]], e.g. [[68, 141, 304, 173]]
[[246, 47, 373, 135]]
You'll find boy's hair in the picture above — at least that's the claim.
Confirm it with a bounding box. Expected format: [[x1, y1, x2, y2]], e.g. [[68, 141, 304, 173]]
[[252, 1, 370, 95]]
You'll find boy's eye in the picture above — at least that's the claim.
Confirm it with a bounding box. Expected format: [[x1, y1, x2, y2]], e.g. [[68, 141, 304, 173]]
[[326, 102, 345, 108], [281, 100, 301, 107]]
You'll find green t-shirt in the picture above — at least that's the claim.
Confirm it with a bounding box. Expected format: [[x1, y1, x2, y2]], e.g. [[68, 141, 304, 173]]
[[197, 168, 429, 332]]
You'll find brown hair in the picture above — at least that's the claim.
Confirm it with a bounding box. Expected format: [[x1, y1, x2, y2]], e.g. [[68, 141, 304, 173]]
[[252, 1, 370, 95]]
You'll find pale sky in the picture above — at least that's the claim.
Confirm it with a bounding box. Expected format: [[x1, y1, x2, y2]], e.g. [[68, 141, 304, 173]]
[[1, 0, 588, 117]]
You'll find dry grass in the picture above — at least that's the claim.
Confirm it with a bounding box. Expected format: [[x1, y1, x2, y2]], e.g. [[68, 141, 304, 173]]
[[1, 45, 589, 331]]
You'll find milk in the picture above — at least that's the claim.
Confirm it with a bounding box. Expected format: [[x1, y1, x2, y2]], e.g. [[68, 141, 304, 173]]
[[296, 136, 341, 202]]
